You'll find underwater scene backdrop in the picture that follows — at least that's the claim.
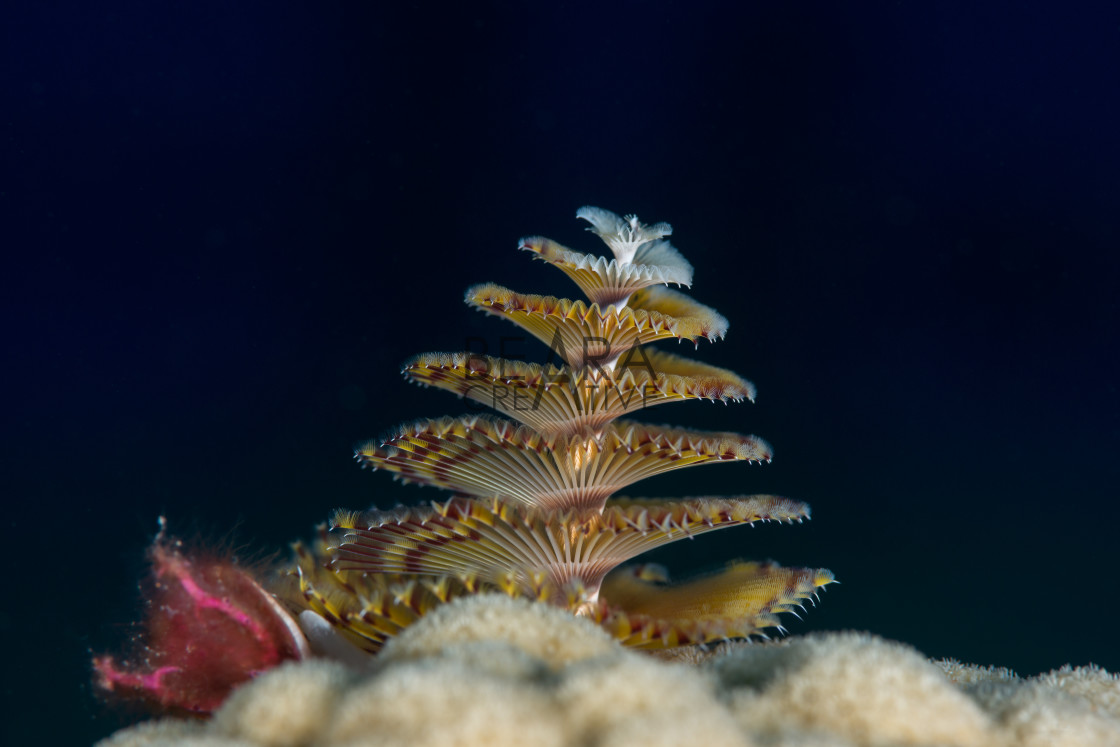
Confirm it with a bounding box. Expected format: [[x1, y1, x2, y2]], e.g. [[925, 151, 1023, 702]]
[[4, 2, 1119, 743]]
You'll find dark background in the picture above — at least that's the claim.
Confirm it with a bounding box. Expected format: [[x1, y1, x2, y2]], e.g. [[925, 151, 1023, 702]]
[[5, 2, 1118, 743]]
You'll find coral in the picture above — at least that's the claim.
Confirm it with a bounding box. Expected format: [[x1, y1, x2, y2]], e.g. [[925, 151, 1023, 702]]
[[714, 632, 994, 746], [932, 658, 1019, 687], [282, 207, 835, 655], [1033, 664, 1120, 719], [932, 659, 1120, 744], [96, 595, 1120, 747], [209, 661, 355, 747], [376, 594, 618, 668]]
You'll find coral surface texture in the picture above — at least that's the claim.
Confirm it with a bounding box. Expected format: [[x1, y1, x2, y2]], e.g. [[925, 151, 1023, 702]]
[[99, 595, 1120, 747]]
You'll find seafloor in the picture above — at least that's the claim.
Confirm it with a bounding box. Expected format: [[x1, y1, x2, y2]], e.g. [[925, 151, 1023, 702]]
[[98, 594, 1119, 747]]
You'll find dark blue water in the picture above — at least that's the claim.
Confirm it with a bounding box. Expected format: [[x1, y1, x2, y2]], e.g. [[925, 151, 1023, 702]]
[[5, 2, 1118, 742]]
